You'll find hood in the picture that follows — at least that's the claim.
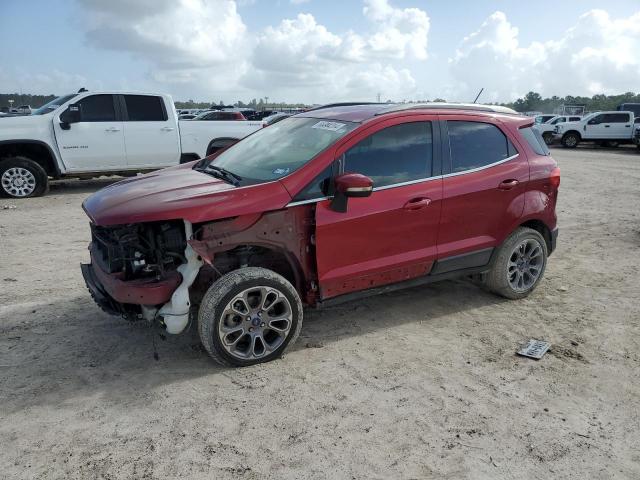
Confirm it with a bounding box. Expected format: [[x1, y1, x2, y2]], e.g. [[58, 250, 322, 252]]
[[0, 114, 51, 140], [83, 162, 293, 226]]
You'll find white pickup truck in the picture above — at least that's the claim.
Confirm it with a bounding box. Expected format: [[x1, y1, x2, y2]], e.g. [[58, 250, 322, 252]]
[[554, 111, 636, 148], [533, 115, 582, 145], [0, 91, 263, 198]]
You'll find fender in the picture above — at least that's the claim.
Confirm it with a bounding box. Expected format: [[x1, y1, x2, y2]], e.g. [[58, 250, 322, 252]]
[[0, 139, 62, 177], [189, 207, 317, 302]]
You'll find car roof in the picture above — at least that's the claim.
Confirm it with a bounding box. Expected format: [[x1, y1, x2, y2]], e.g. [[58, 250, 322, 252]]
[[297, 102, 522, 124]]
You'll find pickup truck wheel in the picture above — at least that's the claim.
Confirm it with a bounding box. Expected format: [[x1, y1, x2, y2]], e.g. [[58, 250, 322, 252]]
[[484, 227, 547, 300], [198, 267, 303, 367], [561, 132, 580, 148], [542, 132, 554, 145], [0, 156, 49, 198]]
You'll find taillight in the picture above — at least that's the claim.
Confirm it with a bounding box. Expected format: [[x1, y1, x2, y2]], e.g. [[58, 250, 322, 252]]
[[550, 167, 561, 189]]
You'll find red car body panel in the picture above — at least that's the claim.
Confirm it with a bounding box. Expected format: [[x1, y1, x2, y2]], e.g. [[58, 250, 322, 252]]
[[83, 161, 292, 226]]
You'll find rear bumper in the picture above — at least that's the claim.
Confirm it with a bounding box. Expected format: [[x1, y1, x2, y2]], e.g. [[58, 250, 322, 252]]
[[549, 227, 559, 255], [82, 246, 182, 310]]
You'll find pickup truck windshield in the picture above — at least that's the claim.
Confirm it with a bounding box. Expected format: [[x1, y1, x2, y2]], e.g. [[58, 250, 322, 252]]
[[32, 94, 78, 115], [205, 117, 358, 184]]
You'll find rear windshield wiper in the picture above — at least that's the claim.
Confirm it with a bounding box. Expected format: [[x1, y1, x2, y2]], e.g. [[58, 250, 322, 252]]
[[200, 165, 242, 186]]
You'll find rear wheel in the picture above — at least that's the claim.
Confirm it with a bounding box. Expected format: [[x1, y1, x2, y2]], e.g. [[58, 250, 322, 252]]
[[485, 227, 547, 300], [198, 267, 303, 367], [0, 156, 49, 198], [561, 132, 580, 148]]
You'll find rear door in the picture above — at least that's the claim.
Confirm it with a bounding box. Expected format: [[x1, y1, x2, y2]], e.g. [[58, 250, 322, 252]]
[[436, 117, 528, 267], [602, 113, 633, 139], [314, 116, 443, 299], [53, 94, 125, 171], [120, 94, 180, 168]]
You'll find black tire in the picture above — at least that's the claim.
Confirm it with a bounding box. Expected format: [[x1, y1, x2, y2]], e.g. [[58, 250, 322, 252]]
[[484, 227, 548, 300], [198, 267, 303, 367], [561, 132, 580, 148], [542, 132, 554, 145], [0, 156, 49, 198]]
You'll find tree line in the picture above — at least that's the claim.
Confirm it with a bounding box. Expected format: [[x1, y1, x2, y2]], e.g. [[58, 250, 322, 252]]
[[500, 91, 640, 113]]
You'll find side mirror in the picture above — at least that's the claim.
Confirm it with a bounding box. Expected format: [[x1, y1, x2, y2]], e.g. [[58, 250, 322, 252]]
[[330, 173, 373, 212], [60, 104, 81, 130]]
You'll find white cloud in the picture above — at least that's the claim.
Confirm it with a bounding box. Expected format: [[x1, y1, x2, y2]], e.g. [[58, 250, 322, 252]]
[[243, 0, 429, 101], [449, 9, 640, 102], [0, 68, 88, 95]]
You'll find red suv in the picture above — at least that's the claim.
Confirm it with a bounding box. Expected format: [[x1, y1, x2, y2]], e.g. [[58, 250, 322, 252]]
[[81, 103, 560, 367]]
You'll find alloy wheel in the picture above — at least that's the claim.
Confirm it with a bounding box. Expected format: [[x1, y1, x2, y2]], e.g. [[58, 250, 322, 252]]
[[217, 286, 293, 360], [1, 167, 37, 197], [507, 238, 544, 293]]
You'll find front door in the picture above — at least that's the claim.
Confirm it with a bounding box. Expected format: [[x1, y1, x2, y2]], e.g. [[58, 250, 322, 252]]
[[53, 94, 125, 171], [315, 117, 442, 299], [120, 94, 181, 168], [437, 118, 529, 263]]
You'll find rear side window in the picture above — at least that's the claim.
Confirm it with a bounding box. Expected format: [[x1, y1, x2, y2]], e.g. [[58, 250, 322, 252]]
[[447, 121, 517, 173], [519, 127, 550, 156], [343, 122, 433, 187], [77, 94, 115, 122], [124, 95, 166, 121], [602, 113, 629, 123]]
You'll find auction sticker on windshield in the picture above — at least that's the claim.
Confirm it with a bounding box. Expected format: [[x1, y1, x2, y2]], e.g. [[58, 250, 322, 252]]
[[311, 121, 346, 132]]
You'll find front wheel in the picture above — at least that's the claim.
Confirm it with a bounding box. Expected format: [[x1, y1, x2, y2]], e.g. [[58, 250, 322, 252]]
[[198, 267, 303, 367], [561, 132, 580, 148], [542, 132, 554, 145], [484, 227, 548, 300], [0, 156, 49, 198]]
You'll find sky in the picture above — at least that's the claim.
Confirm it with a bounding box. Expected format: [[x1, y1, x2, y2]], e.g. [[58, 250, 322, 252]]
[[0, 0, 639, 105]]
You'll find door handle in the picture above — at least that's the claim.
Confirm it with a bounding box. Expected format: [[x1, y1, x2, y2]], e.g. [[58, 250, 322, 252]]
[[161, 127, 175, 131], [104, 127, 120, 132], [604, 125, 610, 128], [498, 179, 519, 190], [625, 125, 631, 127], [403, 197, 431, 210]]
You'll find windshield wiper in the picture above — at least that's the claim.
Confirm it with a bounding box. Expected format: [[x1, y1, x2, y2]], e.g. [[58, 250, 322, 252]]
[[203, 165, 242, 186]]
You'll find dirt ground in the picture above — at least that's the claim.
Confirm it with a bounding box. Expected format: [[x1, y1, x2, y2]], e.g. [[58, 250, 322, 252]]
[[1, 146, 639, 479]]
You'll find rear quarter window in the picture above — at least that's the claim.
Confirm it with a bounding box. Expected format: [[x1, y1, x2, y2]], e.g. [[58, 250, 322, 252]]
[[519, 127, 550, 156]]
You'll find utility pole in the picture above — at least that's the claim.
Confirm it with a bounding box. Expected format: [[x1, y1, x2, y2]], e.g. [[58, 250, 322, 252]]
[[377, 93, 381, 103]]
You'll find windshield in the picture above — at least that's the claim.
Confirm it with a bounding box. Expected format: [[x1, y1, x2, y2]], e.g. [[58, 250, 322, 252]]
[[206, 117, 358, 183], [32, 94, 78, 115]]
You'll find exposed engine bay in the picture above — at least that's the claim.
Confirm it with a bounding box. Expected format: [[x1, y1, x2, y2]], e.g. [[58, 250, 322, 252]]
[[90, 221, 187, 280]]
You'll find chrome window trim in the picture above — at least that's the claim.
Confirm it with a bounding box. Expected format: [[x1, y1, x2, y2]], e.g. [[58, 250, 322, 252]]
[[285, 154, 519, 207], [443, 153, 519, 178]]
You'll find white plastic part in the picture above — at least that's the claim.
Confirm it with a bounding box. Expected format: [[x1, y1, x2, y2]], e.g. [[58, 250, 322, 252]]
[[158, 221, 203, 334]]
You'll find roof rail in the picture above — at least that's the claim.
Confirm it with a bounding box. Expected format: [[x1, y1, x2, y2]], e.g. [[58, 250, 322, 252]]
[[374, 103, 518, 115], [306, 102, 388, 112]]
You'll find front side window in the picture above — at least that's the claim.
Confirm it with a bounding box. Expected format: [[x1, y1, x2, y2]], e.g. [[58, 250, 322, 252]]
[[77, 94, 116, 122], [447, 121, 517, 173], [32, 94, 78, 115], [208, 117, 358, 183], [124, 95, 166, 121], [588, 114, 605, 124], [343, 122, 433, 187]]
